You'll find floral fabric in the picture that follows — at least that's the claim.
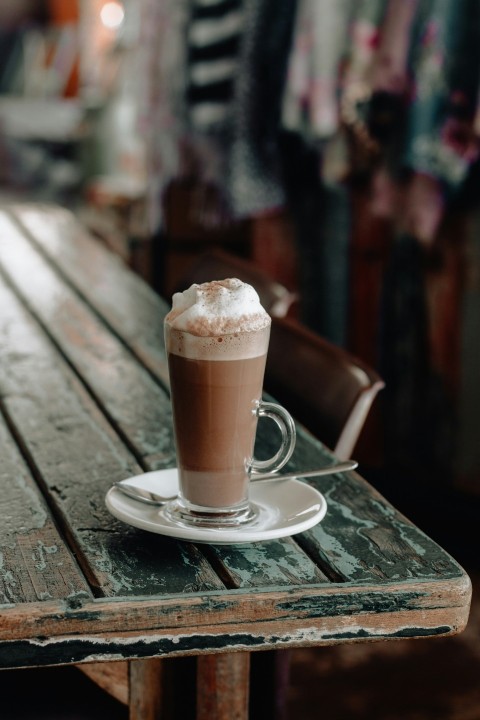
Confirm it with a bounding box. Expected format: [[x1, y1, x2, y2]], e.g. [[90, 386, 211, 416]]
[[282, 0, 480, 196], [404, 0, 480, 189]]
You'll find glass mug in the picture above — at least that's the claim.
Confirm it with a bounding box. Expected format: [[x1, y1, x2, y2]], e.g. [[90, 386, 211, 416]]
[[164, 322, 296, 527]]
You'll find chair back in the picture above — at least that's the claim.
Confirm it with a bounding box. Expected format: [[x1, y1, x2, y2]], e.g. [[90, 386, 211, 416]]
[[266, 317, 385, 459]]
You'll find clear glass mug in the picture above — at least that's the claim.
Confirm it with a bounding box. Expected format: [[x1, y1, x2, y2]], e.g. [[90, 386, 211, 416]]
[[164, 322, 296, 527]]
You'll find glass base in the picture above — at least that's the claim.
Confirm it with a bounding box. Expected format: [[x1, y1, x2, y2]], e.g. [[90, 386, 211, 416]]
[[164, 498, 258, 528]]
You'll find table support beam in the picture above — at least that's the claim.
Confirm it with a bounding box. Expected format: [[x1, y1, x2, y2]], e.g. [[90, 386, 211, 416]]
[[129, 658, 164, 720], [197, 652, 250, 720]]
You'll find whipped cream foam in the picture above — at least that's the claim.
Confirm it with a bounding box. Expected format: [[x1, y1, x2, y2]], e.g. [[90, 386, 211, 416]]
[[165, 279, 271, 360]]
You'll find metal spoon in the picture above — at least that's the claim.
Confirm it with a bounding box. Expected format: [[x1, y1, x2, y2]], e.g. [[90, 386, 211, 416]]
[[252, 459, 357, 482], [113, 460, 357, 506]]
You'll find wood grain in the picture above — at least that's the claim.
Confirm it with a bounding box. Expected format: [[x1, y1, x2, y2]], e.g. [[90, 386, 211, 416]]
[[8, 205, 170, 385], [0, 211, 175, 469], [197, 652, 250, 720], [129, 658, 164, 720], [0, 414, 90, 605], [0, 572, 470, 647], [0, 598, 470, 670]]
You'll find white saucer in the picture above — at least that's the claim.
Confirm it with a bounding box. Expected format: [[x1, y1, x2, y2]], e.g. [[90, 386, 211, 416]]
[[105, 469, 327, 544]]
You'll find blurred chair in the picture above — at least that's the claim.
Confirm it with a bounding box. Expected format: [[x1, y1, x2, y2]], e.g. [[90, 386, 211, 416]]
[[266, 316, 385, 459], [173, 248, 298, 318]]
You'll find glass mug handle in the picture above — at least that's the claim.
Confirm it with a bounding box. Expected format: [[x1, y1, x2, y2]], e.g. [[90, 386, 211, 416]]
[[250, 400, 296, 474]]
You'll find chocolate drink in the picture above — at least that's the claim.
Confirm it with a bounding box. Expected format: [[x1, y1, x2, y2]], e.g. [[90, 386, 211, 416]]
[[164, 278, 276, 517], [167, 351, 267, 508]]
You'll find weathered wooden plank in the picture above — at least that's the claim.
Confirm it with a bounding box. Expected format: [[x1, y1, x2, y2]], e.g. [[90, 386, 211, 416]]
[[0, 573, 470, 643], [206, 538, 329, 589], [0, 275, 222, 597], [0, 596, 469, 669], [0, 413, 91, 605], [8, 204, 170, 385], [0, 212, 175, 470], [273, 428, 466, 584], [0, 209, 334, 593], [300, 468, 463, 583]]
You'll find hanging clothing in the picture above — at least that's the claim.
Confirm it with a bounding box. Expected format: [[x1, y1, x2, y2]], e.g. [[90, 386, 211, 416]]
[[141, 0, 297, 227], [181, 0, 246, 226], [226, 0, 297, 217], [281, 0, 351, 142], [404, 0, 480, 191], [340, 0, 388, 151], [343, 0, 480, 244], [186, 0, 244, 132], [137, 0, 190, 234]]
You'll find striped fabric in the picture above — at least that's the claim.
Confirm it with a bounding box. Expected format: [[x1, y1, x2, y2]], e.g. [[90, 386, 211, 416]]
[[187, 0, 244, 130]]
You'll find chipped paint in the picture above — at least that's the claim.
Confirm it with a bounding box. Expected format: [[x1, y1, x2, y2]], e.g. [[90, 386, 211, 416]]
[[304, 526, 361, 578], [276, 589, 429, 617], [0, 621, 456, 669], [32, 541, 58, 571]]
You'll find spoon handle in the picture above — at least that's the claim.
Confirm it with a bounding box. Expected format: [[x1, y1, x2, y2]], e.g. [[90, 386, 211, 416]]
[[251, 459, 357, 482], [114, 459, 358, 506], [113, 483, 177, 505]]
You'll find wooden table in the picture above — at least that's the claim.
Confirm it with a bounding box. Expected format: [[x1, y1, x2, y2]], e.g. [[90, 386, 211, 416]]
[[0, 203, 471, 719]]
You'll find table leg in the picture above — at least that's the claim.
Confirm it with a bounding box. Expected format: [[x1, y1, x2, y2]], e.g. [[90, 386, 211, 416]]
[[129, 658, 164, 720], [197, 652, 250, 720]]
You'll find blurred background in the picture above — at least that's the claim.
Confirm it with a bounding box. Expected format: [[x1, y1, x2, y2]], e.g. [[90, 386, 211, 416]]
[[1, 1, 480, 718]]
